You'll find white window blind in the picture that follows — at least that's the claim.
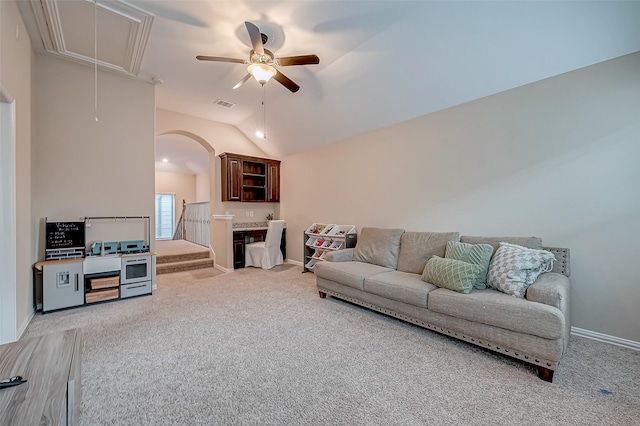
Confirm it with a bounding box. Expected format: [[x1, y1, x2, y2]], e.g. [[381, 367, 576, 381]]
[[155, 193, 175, 240]]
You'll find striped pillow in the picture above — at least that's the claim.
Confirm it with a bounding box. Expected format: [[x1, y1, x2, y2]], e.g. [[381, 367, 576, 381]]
[[445, 241, 494, 289]]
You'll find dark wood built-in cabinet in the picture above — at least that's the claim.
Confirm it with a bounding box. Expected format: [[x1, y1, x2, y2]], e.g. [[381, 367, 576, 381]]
[[267, 161, 279, 202], [220, 153, 281, 202], [226, 156, 242, 201]]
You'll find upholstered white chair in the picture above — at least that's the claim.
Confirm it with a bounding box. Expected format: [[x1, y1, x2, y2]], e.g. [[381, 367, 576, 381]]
[[245, 220, 285, 269]]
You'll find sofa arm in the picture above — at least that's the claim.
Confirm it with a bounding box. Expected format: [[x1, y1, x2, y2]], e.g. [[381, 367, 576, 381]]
[[526, 272, 570, 313], [325, 248, 354, 262]]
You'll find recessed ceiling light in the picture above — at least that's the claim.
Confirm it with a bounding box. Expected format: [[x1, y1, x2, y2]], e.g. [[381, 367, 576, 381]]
[[255, 131, 264, 139], [162, 158, 169, 163]]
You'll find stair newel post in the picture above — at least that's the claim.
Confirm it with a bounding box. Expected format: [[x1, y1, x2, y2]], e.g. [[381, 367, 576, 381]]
[[182, 199, 187, 240]]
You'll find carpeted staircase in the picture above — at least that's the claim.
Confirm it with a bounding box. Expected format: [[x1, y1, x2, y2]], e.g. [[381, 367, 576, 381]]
[[156, 249, 214, 275]]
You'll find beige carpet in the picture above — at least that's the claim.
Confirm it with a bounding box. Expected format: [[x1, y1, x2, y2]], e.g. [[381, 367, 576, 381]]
[[25, 265, 640, 425], [155, 239, 209, 256]]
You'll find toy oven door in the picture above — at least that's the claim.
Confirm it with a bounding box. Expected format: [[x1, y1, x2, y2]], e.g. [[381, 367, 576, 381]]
[[121, 255, 151, 285]]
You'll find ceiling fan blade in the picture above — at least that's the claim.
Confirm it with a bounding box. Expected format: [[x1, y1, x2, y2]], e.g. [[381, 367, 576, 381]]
[[273, 70, 300, 93], [233, 74, 252, 90], [244, 21, 264, 55], [196, 55, 245, 64], [277, 55, 320, 66]]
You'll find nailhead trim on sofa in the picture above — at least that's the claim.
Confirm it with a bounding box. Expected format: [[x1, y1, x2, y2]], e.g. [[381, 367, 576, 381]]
[[319, 287, 559, 370]]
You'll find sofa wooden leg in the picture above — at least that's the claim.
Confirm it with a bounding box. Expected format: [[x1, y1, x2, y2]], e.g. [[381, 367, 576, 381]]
[[537, 367, 554, 382], [318, 291, 327, 299]]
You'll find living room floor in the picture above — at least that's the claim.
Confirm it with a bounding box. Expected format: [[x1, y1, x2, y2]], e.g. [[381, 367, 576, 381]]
[[155, 239, 209, 257], [24, 265, 640, 425]]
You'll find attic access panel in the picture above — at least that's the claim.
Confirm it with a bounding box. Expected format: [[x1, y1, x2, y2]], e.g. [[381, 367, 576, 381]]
[[29, 0, 154, 76]]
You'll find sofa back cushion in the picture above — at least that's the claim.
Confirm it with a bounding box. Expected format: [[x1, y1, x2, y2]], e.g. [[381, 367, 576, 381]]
[[460, 236, 542, 256], [353, 227, 405, 269], [397, 231, 460, 274]]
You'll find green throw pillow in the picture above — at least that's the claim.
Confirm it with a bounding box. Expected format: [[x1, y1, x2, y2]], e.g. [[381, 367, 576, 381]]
[[422, 256, 482, 294], [444, 241, 494, 289]]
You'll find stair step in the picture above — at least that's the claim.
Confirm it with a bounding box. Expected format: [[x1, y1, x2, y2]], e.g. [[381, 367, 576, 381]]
[[156, 250, 210, 264], [156, 258, 214, 275]]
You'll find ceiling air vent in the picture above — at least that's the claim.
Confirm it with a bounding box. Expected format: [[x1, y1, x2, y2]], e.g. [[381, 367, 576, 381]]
[[214, 99, 235, 108]]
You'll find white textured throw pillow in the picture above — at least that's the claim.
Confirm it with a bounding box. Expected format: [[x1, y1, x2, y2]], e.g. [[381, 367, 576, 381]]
[[487, 242, 556, 298]]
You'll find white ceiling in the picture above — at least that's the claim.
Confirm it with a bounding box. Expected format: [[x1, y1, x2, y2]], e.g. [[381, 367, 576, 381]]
[[18, 1, 640, 165], [155, 134, 209, 175]]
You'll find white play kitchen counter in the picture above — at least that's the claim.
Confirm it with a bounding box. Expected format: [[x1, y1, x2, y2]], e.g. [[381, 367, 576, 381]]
[[35, 216, 154, 312], [34, 252, 154, 313]]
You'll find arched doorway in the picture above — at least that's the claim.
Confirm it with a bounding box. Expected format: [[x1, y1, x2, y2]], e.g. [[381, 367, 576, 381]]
[[155, 131, 216, 254]]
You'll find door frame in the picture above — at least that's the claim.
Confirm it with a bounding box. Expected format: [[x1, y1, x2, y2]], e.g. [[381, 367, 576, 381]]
[[0, 84, 17, 344]]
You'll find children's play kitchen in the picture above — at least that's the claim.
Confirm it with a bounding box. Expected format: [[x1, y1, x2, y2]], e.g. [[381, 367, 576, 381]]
[[34, 217, 154, 313]]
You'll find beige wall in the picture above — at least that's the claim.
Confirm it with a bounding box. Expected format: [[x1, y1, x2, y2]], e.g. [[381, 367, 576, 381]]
[[33, 54, 155, 257], [195, 172, 209, 202], [280, 52, 640, 342], [155, 171, 196, 226], [1, 0, 33, 337], [156, 108, 266, 157]]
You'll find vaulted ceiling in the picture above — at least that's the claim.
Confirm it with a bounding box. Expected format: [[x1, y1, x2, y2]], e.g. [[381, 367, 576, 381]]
[[18, 1, 640, 164]]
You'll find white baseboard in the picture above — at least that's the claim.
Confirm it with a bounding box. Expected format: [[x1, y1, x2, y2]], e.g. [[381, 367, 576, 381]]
[[214, 263, 233, 273], [216, 260, 300, 271], [18, 309, 36, 339], [571, 327, 640, 351]]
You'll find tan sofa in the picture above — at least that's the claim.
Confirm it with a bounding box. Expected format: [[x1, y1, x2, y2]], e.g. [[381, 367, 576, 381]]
[[314, 228, 571, 382]]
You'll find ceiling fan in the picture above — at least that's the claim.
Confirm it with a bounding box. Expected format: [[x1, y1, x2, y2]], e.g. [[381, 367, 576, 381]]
[[196, 21, 319, 93]]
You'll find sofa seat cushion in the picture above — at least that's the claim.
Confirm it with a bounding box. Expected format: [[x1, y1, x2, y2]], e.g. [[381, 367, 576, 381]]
[[427, 288, 564, 339], [314, 261, 393, 291], [364, 271, 437, 308]]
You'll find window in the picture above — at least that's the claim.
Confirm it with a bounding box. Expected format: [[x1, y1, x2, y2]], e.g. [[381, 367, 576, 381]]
[[155, 193, 175, 240]]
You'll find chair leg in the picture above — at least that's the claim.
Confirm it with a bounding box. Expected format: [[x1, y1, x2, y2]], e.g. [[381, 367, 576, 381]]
[[318, 291, 327, 299]]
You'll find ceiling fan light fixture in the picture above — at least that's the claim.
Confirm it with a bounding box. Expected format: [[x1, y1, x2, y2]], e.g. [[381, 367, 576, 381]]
[[248, 63, 276, 85]]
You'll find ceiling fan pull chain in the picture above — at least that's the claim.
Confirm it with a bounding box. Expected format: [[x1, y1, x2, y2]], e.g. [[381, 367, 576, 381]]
[[263, 85, 267, 139]]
